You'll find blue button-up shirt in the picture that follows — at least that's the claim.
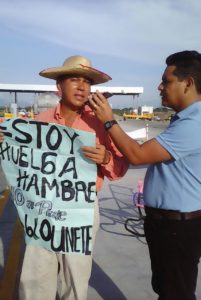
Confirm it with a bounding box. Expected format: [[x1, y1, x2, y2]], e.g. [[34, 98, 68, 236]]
[[144, 101, 201, 212]]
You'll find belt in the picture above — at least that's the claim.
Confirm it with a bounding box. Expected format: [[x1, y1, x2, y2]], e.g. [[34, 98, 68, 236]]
[[145, 206, 201, 221]]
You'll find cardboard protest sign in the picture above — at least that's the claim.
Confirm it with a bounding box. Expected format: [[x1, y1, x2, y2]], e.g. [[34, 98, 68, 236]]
[[0, 118, 97, 255]]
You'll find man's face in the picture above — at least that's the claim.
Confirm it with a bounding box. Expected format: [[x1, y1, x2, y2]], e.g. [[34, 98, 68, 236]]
[[158, 66, 186, 112], [57, 76, 91, 110]]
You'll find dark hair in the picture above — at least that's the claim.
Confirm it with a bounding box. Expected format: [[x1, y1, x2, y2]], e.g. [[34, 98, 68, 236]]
[[166, 50, 201, 93], [57, 74, 93, 84]]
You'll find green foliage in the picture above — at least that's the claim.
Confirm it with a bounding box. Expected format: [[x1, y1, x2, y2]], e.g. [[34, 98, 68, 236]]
[[153, 107, 174, 112], [112, 107, 133, 116], [0, 107, 5, 117]]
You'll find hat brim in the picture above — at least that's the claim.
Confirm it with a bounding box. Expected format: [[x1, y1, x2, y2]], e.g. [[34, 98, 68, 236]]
[[39, 66, 111, 85]]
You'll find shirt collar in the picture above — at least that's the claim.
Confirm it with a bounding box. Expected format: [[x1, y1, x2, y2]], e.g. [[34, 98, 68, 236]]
[[176, 101, 201, 120], [54, 101, 91, 120]]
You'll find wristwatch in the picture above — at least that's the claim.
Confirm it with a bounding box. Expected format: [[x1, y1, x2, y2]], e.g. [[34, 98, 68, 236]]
[[104, 120, 118, 130]]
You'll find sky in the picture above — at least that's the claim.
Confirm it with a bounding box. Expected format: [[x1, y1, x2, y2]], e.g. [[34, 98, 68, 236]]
[[0, 0, 201, 109]]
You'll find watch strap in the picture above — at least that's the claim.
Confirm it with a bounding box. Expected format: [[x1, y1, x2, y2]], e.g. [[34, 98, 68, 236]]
[[104, 120, 118, 130]]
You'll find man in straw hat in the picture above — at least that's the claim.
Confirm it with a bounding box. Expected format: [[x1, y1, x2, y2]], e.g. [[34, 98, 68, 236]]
[[19, 55, 129, 300]]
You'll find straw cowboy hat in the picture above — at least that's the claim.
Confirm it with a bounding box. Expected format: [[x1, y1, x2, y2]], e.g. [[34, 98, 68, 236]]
[[39, 55, 112, 85]]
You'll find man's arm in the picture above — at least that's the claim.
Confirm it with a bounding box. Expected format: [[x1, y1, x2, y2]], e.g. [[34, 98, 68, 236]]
[[0, 130, 4, 143], [88, 91, 172, 165]]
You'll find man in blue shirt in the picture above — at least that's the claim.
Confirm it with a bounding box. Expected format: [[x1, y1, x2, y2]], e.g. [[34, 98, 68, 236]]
[[83, 50, 201, 300]]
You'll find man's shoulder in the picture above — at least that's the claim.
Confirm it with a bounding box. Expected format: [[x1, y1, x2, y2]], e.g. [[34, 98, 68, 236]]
[[35, 107, 56, 122]]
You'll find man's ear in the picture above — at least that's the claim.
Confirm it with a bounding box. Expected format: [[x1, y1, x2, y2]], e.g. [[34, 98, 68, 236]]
[[184, 77, 194, 93], [56, 81, 62, 97]]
